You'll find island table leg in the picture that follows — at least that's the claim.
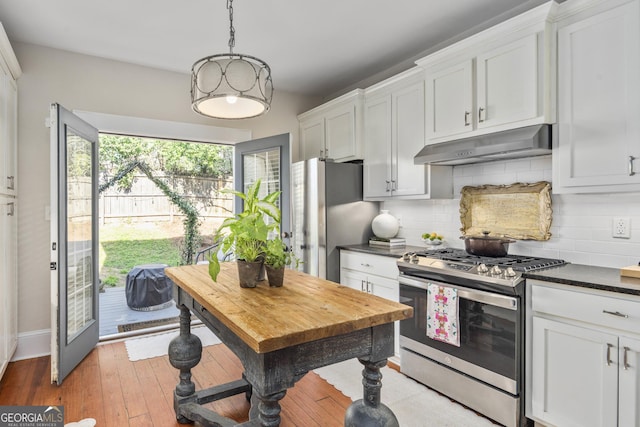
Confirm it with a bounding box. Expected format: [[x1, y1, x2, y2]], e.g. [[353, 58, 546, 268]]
[[344, 358, 399, 427], [168, 304, 203, 423]]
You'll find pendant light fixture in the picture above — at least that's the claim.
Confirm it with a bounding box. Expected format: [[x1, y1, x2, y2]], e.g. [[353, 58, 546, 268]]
[[191, 0, 273, 119]]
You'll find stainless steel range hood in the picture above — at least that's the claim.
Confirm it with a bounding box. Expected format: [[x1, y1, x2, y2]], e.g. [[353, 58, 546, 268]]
[[414, 124, 551, 165]]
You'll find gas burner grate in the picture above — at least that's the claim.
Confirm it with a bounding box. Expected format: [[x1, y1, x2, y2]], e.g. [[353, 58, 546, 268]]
[[413, 248, 565, 272]]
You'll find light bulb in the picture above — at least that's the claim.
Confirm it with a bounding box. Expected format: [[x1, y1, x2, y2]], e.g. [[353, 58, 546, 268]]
[[226, 95, 238, 104]]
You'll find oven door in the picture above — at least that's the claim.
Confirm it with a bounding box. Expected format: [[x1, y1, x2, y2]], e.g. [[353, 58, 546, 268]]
[[399, 275, 520, 395]]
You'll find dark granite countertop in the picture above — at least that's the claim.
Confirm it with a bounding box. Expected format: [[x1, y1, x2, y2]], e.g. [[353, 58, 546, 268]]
[[339, 244, 640, 297], [338, 243, 422, 259], [524, 263, 640, 297]]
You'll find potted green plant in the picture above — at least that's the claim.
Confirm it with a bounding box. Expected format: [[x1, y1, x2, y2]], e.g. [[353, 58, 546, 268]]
[[208, 179, 281, 288], [263, 238, 300, 287]]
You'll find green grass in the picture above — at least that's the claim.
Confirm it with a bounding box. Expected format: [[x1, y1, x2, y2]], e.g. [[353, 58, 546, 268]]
[[99, 222, 184, 287], [101, 238, 182, 269]]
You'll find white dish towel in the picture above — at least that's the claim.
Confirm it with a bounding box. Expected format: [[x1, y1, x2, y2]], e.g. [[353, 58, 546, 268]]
[[426, 283, 460, 347]]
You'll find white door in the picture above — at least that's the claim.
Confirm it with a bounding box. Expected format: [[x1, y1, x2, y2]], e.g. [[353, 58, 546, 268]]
[[425, 60, 474, 140], [50, 104, 100, 385], [300, 118, 324, 161], [363, 94, 392, 199], [325, 103, 356, 161], [555, 1, 640, 190], [234, 133, 291, 244], [531, 316, 618, 427], [476, 34, 538, 129], [392, 80, 426, 197]]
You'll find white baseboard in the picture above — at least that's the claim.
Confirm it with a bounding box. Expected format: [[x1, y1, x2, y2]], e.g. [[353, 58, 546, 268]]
[[12, 329, 51, 361]]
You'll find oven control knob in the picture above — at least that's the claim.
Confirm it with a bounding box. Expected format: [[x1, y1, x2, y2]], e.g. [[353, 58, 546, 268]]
[[490, 265, 502, 276], [410, 254, 419, 264], [505, 267, 517, 277], [477, 263, 489, 273]]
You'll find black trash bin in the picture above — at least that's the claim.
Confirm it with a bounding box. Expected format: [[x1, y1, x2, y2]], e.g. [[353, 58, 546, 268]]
[[125, 263, 174, 311]]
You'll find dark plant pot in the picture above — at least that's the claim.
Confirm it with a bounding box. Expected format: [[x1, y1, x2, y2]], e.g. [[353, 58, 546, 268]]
[[265, 265, 285, 287], [236, 260, 263, 288]]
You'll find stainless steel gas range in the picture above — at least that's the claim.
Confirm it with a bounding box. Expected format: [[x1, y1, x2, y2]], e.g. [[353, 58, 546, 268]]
[[397, 248, 565, 427]]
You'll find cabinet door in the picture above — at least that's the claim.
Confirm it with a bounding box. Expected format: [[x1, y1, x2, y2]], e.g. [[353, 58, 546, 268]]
[[425, 60, 473, 140], [3, 77, 17, 196], [325, 103, 357, 162], [363, 95, 392, 198], [0, 195, 17, 379], [340, 268, 368, 293], [555, 1, 640, 191], [531, 317, 618, 427], [619, 335, 640, 427], [0, 74, 7, 195], [477, 34, 538, 129], [300, 117, 325, 161], [392, 81, 427, 197]]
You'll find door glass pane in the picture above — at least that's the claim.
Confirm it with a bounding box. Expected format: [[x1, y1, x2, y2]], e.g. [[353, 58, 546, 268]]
[[242, 147, 281, 225], [66, 127, 94, 342]]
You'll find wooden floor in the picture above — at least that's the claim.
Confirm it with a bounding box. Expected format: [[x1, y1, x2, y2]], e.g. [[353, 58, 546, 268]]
[[0, 341, 352, 427]]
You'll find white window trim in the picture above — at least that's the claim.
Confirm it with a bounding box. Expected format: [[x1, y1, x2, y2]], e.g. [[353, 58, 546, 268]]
[[74, 110, 252, 144]]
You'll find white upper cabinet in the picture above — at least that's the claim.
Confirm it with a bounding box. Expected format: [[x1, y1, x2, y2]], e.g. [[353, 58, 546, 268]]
[[363, 68, 452, 200], [476, 34, 539, 130], [553, 0, 640, 193], [419, 2, 556, 144], [425, 60, 473, 139], [0, 24, 20, 198], [1, 76, 17, 196], [298, 89, 364, 162]]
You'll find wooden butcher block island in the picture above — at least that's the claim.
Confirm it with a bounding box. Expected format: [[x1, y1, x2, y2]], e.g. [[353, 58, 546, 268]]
[[165, 262, 413, 427]]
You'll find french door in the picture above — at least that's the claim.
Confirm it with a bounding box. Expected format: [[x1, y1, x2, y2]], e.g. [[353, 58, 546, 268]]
[[234, 133, 291, 242], [50, 104, 99, 385]]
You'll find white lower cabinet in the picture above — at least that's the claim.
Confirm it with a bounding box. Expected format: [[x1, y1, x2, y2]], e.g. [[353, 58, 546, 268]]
[[340, 250, 400, 357], [0, 195, 17, 379], [529, 280, 640, 427]]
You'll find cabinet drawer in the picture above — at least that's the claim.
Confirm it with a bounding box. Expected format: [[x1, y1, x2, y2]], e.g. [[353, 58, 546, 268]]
[[340, 251, 399, 280], [531, 283, 640, 335]]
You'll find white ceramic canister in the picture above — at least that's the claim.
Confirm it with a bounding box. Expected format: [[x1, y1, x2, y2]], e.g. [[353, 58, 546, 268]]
[[371, 210, 399, 239]]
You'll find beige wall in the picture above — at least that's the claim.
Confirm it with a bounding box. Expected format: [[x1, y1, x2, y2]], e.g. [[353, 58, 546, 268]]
[[14, 42, 319, 336]]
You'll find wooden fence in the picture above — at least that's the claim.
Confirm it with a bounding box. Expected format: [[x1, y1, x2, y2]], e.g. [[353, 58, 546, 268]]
[[98, 174, 234, 224]]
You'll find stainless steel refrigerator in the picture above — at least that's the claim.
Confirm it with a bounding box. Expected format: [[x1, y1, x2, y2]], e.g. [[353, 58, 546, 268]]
[[291, 158, 379, 283]]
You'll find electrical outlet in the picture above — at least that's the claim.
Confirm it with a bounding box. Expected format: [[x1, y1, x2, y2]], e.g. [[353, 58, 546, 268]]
[[613, 217, 631, 238]]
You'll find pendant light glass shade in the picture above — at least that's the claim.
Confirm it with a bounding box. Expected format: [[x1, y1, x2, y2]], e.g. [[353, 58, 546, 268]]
[[190, 0, 273, 120], [191, 53, 273, 119]]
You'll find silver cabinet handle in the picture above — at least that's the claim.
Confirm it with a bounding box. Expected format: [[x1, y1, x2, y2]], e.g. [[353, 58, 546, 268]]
[[385, 180, 391, 192], [623, 346, 630, 370], [629, 156, 636, 176], [319, 149, 324, 158], [7, 202, 14, 216], [464, 111, 470, 126], [366, 281, 372, 294], [325, 148, 329, 158], [478, 107, 485, 123], [606, 343, 614, 366], [361, 279, 366, 292], [360, 263, 372, 268], [603, 309, 629, 318], [7, 176, 15, 190]]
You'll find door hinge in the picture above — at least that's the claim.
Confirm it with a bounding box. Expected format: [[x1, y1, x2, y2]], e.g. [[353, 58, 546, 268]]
[[50, 262, 57, 270]]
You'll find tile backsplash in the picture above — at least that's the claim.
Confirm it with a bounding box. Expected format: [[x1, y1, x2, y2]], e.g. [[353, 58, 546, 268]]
[[383, 155, 640, 269]]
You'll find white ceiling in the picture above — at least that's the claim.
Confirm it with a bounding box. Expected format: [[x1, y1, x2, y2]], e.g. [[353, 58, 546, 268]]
[[0, 0, 550, 98]]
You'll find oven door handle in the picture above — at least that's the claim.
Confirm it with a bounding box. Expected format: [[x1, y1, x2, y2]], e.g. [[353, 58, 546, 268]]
[[399, 275, 518, 311]]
